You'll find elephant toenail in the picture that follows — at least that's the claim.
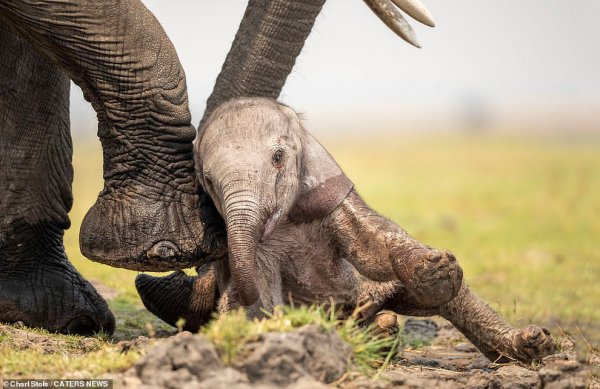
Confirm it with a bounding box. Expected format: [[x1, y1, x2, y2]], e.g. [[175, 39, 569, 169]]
[[11, 321, 27, 329], [429, 253, 442, 263], [147, 241, 181, 261], [65, 316, 97, 335]]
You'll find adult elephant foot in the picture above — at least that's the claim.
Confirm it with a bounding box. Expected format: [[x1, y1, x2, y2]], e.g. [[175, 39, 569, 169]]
[[0, 0, 228, 272], [0, 227, 115, 335], [80, 177, 226, 272]]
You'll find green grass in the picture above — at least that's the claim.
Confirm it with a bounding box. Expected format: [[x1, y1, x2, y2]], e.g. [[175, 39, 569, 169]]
[[1, 132, 598, 377], [201, 305, 395, 374], [0, 325, 141, 377]]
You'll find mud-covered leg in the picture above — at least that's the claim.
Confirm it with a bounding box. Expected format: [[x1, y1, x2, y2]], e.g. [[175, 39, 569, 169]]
[[327, 190, 463, 308], [354, 279, 403, 337], [135, 263, 219, 332], [0, 22, 114, 334], [439, 282, 555, 363], [380, 282, 555, 363]]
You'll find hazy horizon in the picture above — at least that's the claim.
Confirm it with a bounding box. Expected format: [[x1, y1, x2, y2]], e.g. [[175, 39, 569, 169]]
[[70, 0, 600, 137]]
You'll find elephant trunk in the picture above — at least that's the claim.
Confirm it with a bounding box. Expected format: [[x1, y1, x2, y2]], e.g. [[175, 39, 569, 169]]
[[200, 0, 326, 127], [224, 190, 263, 307]]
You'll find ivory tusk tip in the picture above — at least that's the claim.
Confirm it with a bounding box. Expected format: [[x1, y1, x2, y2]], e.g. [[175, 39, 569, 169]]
[[409, 39, 422, 49], [391, 0, 436, 28]]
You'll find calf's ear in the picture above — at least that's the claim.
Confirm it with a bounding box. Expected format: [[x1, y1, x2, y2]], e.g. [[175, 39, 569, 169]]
[[289, 134, 354, 222]]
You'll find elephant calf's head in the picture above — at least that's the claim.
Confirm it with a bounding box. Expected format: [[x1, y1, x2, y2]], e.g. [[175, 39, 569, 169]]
[[195, 98, 353, 306]]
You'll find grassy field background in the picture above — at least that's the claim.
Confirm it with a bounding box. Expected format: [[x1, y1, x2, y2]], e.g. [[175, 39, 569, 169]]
[[66, 133, 600, 339], [5, 132, 592, 377]]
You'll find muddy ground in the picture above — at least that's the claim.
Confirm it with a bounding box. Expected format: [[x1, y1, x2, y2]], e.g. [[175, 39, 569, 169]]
[[2, 316, 598, 388], [107, 318, 599, 389]]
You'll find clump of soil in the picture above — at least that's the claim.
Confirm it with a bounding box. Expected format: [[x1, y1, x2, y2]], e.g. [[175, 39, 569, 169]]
[[112, 319, 599, 389], [114, 325, 346, 388]]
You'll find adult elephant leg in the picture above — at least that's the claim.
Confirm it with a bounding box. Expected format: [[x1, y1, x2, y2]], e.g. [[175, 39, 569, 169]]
[[137, 0, 327, 322], [0, 0, 225, 271], [0, 22, 114, 335]]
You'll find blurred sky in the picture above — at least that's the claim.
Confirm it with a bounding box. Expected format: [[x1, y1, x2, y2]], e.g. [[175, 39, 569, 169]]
[[70, 0, 600, 136]]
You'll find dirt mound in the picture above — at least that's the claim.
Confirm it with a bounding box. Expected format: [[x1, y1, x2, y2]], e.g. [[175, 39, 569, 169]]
[[115, 325, 348, 388], [112, 320, 599, 389]]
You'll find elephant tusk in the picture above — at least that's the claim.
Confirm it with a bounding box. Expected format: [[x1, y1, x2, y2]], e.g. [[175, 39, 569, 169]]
[[390, 0, 435, 27], [362, 0, 421, 48]]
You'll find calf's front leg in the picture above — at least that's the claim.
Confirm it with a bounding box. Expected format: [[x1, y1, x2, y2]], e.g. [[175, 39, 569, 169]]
[[326, 190, 463, 308], [329, 190, 554, 363]]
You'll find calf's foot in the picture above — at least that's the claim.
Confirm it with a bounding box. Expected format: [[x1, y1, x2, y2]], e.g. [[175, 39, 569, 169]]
[[391, 246, 463, 308], [438, 282, 555, 363], [509, 325, 555, 363], [326, 191, 462, 308], [136, 264, 219, 332]]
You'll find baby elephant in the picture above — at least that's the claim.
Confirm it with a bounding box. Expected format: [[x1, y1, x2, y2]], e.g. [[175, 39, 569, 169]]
[[137, 98, 555, 363]]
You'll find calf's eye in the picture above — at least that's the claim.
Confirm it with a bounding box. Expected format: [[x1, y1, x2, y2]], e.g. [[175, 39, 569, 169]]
[[272, 149, 285, 168]]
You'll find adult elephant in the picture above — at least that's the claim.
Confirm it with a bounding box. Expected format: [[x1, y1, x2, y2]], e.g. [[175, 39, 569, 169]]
[[0, 0, 429, 334]]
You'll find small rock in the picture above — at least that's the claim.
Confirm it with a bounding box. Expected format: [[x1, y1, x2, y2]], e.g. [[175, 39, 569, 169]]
[[195, 368, 253, 389], [493, 365, 538, 388], [468, 355, 492, 370], [411, 357, 440, 367], [454, 342, 478, 353], [134, 334, 221, 387], [285, 377, 331, 389], [403, 318, 438, 341], [465, 372, 501, 389], [117, 336, 150, 354], [538, 359, 587, 389], [543, 351, 578, 363], [552, 360, 581, 372]]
